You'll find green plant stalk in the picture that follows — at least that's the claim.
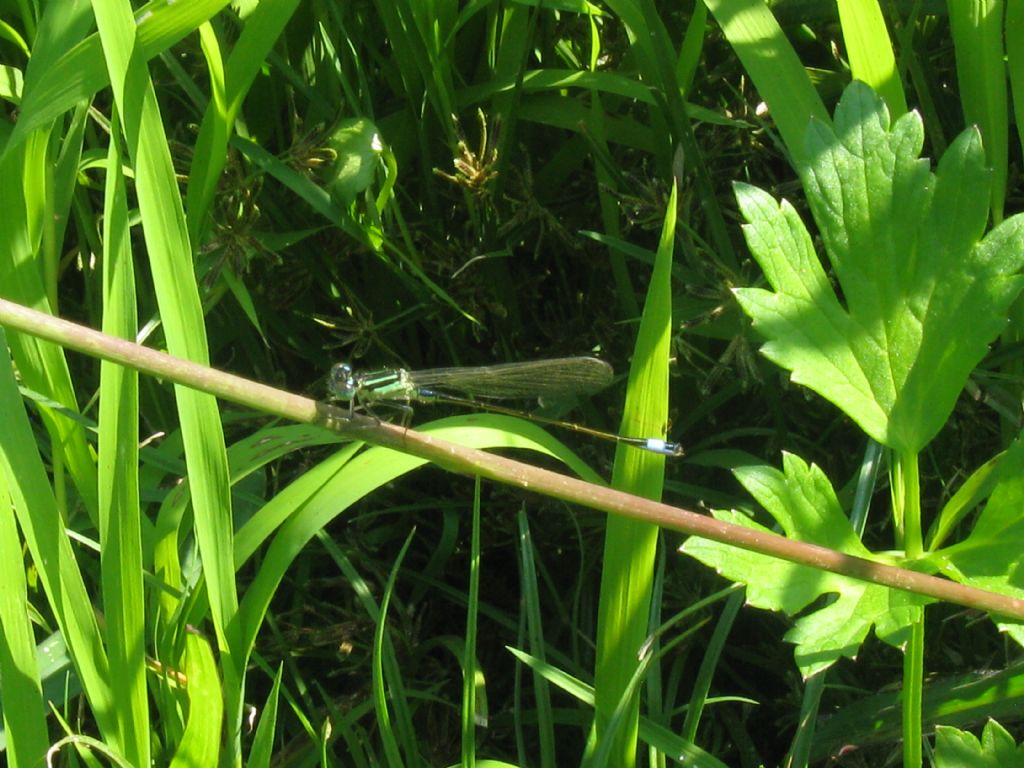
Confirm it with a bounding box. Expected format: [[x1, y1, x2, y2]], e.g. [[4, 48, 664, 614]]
[[903, 620, 925, 768], [3, 297, 1024, 620], [893, 449, 924, 766]]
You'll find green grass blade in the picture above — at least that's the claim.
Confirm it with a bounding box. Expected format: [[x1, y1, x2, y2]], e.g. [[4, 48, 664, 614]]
[[7, 0, 232, 149], [949, 0, 1009, 221], [677, 1, 708, 95], [97, 111, 149, 768], [186, 0, 302, 242], [0, 132, 99, 523], [680, 590, 744, 742], [703, 0, 829, 168], [372, 530, 416, 767], [602, 0, 738, 269], [169, 631, 224, 768], [246, 664, 284, 768], [515, 510, 556, 768], [588, 90, 641, 320], [461, 479, 483, 765], [1008, 0, 1024, 167], [509, 648, 729, 767], [0, 478, 50, 767], [592, 183, 677, 766], [836, 0, 907, 116], [91, 0, 242, 757], [0, 332, 114, 739], [315, 531, 419, 763]]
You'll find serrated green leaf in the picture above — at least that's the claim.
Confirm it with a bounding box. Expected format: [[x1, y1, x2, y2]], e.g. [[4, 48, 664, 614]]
[[733, 81, 1024, 452], [681, 452, 928, 676], [935, 719, 1024, 768]]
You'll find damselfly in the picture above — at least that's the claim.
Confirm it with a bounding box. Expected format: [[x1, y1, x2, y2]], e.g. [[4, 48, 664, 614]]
[[327, 356, 683, 456]]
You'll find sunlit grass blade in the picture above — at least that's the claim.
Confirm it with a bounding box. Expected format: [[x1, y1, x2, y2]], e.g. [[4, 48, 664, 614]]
[[246, 664, 284, 768], [592, 182, 677, 766], [7, 0, 232, 146], [92, 0, 242, 756], [587, 640, 656, 768], [0, 135, 99, 523], [171, 631, 223, 767], [0, 478, 50, 767], [836, 0, 907, 117], [97, 109, 149, 768], [949, 0, 1009, 221], [0, 332, 114, 740], [703, 0, 829, 169]]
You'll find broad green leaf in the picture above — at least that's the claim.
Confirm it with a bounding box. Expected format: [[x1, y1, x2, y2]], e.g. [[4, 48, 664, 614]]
[[681, 453, 929, 676], [734, 81, 1024, 453], [92, 0, 243, 753], [935, 719, 1024, 768]]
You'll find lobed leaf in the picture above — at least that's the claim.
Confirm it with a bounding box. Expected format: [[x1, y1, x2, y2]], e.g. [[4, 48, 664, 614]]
[[682, 453, 928, 676], [735, 82, 1024, 452]]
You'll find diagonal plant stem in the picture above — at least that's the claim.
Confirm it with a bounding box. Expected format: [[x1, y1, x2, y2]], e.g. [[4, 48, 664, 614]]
[[3, 295, 1024, 620]]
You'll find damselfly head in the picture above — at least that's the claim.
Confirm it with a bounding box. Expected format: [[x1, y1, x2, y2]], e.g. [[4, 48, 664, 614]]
[[328, 363, 357, 400]]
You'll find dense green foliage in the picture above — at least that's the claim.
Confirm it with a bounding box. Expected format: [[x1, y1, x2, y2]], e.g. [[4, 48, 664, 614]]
[[2, 1, 1024, 766]]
